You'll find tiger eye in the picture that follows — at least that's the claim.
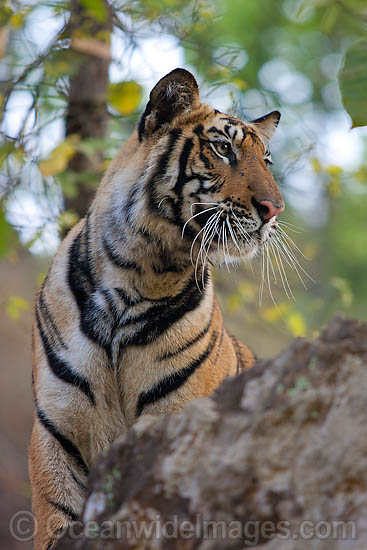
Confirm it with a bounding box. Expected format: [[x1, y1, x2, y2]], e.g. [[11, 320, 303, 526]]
[[217, 142, 231, 155]]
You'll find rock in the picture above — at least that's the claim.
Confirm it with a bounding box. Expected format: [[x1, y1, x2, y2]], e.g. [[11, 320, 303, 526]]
[[56, 315, 367, 549]]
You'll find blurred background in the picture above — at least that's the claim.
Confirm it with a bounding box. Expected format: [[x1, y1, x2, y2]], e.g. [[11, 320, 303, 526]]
[[0, 0, 366, 547]]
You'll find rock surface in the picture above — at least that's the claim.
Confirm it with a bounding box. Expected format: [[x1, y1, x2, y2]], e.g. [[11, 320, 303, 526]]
[[57, 315, 367, 549]]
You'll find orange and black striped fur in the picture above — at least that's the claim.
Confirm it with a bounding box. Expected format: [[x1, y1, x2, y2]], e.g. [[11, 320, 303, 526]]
[[29, 69, 284, 549]]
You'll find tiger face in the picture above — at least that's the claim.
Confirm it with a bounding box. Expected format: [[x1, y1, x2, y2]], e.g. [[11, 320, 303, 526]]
[[136, 69, 284, 267]]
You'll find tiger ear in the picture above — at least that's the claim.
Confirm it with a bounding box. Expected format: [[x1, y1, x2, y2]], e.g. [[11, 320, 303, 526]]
[[138, 68, 200, 140], [250, 111, 281, 145]]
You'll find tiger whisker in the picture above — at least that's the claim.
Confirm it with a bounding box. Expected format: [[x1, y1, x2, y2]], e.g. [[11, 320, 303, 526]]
[[223, 223, 233, 268], [268, 242, 278, 284], [265, 244, 282, 313], [269, 240, 295, 300], [274, 234, 308, 289], [226, 216, 242, 255], [219, 221, 229, 270], [157, 196, 169, 209], [269, 241, 289, 299], [194, 211, 221, 289], [278, 221, 303, 234], [231, 211, 251, 245], [190, 212, 217, 266], [277, 226, 312, 262], [201, 215, 220, 288], [190, 201, 220, 215], [259, 246, 265, 305], [278, 220, 304, 232], [182, 206, 218, 238], [275, 232, 316, 285]]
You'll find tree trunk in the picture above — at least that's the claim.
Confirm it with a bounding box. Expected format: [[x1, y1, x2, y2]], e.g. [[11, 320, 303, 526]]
[[64, 0, 112, 221]]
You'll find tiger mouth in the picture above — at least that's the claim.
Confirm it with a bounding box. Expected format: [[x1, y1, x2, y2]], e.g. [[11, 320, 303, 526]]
[[191, 205, 263, 239], [185, 203, 278, 263]]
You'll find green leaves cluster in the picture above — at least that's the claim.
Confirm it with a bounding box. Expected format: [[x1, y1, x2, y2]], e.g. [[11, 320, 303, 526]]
[[340, 39, 367, 128]]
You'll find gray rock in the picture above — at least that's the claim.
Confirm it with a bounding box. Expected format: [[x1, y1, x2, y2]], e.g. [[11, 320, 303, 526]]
[[56, 315, 367, 550]]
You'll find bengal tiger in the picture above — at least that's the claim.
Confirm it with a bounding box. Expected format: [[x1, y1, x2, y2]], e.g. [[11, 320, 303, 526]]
[[29, 68, 284, 549]]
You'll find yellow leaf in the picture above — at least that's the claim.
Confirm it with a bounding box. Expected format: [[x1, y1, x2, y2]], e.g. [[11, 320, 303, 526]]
[[0, 26, 10, 59], [59, 210, 79, 230], [100, 159, 111, 171], [262, 302, 288, 323], [328, 179, 341, 197], [286, 312, 306, 337], [226, 293, 241, 313], [10, 13, 24, 28], [326, 165, 343, 176], [39, 136, 79, 177], [303, 243, 317, 259], [108, 81, 142, 116], [37, 271, 48, 287], [310, 157, 322, 173], [237, 281, 257, 301], [330, 277, 353, 307], [232, 78, 248, 91], [6, 295, 30, 322]]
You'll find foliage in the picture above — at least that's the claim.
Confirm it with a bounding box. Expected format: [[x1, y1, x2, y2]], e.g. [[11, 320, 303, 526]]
[[339, 38, 367, 128], [0, 0, 366, 351]]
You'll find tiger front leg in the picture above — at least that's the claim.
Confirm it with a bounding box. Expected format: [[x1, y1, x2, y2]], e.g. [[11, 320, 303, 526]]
[[28, 413, 88, 549]]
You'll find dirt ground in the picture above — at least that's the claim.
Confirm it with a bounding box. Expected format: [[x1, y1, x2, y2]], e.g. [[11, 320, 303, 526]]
[[0, 253, 47, 550]]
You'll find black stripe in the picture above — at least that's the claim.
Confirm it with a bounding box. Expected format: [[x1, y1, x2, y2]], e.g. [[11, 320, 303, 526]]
[[68, 227, 95, 314], [199, 150, 214, 170], [46, 527, 65, 550], [138, 100, 153, 141], [207, 127, 226, 137], [83, 214, 96, 285], [114, 287, 142, 307], [103, 236, 141, 273], [213, 326, 224, 365], [193, 124, 204, 136], [139, 227, 157, 244], [38, 284, 67, 350], [68, 228, 113, 358], [152, 262, 186, 275], [147, 129, 182, 217], [125, 182, 141, 228], [68, 466, 88, 492], [36, 404, 89, 475], [173, 137, 194, 195], [101, 288, 121, 321], [35, 306, 95, 406], [48, 498, 78, 522], [158, 305, 214, 360], [118, 268, 209, 349], [136, 329, 218, 417], [221, 117, 241, 125]]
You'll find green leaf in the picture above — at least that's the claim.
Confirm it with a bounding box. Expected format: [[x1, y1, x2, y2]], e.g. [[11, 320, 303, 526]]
[[0, 141, 15, 167], [0, 210, 16, 258], [339, 39, 367, 128], [108, 81, 142, 116], [80, 0, 108, 23]]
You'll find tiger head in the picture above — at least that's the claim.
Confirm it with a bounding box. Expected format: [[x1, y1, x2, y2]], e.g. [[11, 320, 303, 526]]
[[105, 68, 284, 268]]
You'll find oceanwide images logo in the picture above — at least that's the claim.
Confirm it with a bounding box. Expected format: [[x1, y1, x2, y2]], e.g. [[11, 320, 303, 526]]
[[9, 511, 359, 545]]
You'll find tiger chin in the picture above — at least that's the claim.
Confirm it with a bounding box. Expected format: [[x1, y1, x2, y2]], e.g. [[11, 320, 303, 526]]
[[29, 68, 284, 549]]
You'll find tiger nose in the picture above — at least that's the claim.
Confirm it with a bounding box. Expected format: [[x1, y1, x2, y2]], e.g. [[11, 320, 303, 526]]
[[259, 200, 284, 221]]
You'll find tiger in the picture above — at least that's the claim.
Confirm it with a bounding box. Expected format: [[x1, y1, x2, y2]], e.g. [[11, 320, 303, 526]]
[[29, 68, 284, 549]]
